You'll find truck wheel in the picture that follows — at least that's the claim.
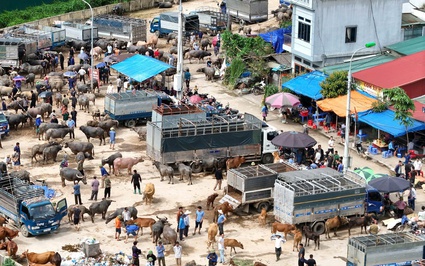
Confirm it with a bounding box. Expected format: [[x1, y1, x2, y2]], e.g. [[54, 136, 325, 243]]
[[21, 224, 30, 237], [395, 223, 405, 233], [191, 163, 203, 173], [126, 120, 136, 128], [262, 153, 274, 164], [312, 222, 325, 235], [257, 202, 270, 213]]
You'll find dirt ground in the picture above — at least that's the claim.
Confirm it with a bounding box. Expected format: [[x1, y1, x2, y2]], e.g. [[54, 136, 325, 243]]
[[0, 1, 421, 266]]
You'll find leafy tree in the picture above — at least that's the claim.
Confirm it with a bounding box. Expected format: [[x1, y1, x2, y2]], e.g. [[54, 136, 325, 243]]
[[320, 70, 353, 98], [382, 87, 415, 142]]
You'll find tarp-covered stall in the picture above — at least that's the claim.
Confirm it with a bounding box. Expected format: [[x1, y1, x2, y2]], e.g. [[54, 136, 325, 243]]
[[111, 54, 173, 82], [317, 91, 377, 117], [282, 71, 327, 100], [259, 27, 291, 54]]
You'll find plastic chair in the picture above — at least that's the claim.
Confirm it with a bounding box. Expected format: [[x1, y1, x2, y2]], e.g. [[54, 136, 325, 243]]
[[307, 119, 313, 127], [382, 150, 392, 158]]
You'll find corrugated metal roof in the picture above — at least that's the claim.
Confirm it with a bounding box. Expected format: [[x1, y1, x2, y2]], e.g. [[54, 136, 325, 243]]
[[321, 54, 396, 75], [385, 36, 425, 55], [402, 13, 425, 26], [352, 50, 425, 88]]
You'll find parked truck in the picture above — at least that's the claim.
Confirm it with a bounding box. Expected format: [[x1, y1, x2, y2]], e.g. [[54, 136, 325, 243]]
[[347, 232, 425, 266], [222, 162, 297, 213], [62, 23, 98, 41], [273, 168, 383, 234], [0, 38, 37, 67], [226, 0, 268, 24], [93, 15, 147, 43], [146, 108, 279, 170], [41, 26, 67, 48], [104, 90, 172, 127], [190, 7, 228, 34], [149, 12, 199, 37], [0, 175, 68, 237]]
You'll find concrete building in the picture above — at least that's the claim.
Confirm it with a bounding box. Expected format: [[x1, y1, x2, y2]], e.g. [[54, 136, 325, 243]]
[[288, 0, 407, 73]]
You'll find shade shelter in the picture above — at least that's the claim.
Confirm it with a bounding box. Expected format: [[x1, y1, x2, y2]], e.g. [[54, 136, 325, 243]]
[[282, 71, 327, 100], [111, 54, 173, 82], [317, 91, 377, 117]]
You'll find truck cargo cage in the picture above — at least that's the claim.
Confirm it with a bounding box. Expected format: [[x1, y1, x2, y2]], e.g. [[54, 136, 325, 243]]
[[0, 177, 45, 200], [93, 15, 147, 42]]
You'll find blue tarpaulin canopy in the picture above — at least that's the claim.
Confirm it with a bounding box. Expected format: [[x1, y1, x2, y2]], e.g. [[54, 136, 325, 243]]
[[282, 71, 327, 100], [111, 54, 173, 82], [358, 110, 425, 137], [259, 27, 291, 54]]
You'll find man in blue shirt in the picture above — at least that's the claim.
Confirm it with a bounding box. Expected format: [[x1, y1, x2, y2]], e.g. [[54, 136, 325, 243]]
[[109, 127, 116, 150], [125, 224, 140, 243], [66, 117, 75, 139], [207, 249, 218, 266], [178, 214, 186, 241], [193, 206, 205, 235], [184, 70, 191, 90], [73, 180, 82, 205], [217, 210, 226, 235], [156, 241, 166, 266]]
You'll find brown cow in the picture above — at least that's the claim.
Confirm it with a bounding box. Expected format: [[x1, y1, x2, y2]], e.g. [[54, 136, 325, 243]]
[[207, 223, 218, 248], [29, 263, 55, 266], [126, 217, 156, 235], [0, 227, 19, 242], [292, 229, 302, 251], [22, 250, 56, 264], [325, 215, 349, 239], [206, 193, 219, 210], [271, 222, 296, 240], [226, 156, 246, 171], [0, 240, 18, 257], [224, 238, 244, 255], [254, 262, 267, 266], [0, 217, 7, 226], [258, 208, 267, 226], [213, 202, 234, 222], [143, 183, 155, 205]]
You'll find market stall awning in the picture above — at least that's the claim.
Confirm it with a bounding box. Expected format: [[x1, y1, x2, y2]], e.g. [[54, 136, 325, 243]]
[[317, 91, 377, 117], [111, 54, 173, 82], [282, 71, 327, 100], [358, 109, 425, 137]]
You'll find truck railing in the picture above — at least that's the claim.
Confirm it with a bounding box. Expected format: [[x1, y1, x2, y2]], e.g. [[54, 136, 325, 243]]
[[154, 104, 204, 116], [348, 232, 425, 251]]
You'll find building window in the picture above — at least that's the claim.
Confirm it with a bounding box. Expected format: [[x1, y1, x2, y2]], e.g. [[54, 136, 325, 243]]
[[298, 22, 311, 43], [345, 26, 357, 43]]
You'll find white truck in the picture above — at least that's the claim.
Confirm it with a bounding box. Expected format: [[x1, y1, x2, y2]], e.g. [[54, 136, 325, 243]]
[[226, 0, 268, 24], [93, 15, 147, 43], [146, 107, 279, 171], [0, 38, 37, 67], [62, 23, 98, 41]]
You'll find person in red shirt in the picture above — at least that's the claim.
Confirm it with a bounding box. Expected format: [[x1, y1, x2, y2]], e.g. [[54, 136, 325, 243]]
[[154, 48, 160, 59]]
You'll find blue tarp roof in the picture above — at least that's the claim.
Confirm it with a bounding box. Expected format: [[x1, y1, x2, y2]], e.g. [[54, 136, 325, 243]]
[[282, 71, 327, 100], [259, 27, 291, 54], [358, 110, 425, 137], [111, 54, 173, 82]]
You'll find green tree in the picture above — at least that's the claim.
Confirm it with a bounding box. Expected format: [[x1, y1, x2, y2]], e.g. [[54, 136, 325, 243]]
[[320, 70, 352, 98], [382, 87, 415, 142]]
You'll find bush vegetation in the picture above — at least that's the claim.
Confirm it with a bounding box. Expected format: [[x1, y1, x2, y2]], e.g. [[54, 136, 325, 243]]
[[0, 0, 128, 28]]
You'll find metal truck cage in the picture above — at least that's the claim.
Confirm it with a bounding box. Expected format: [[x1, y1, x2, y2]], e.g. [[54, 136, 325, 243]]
[[93, 15, 147, 42], [347, 232, 425, 266], [192, 7, 228, 33], [0, 37, 37, 66]]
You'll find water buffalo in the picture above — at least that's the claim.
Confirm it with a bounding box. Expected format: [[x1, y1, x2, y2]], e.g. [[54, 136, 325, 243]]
[[178, 163, 192, 185], [9, 170, 30, 183], [66, 40, 88, 51], [7, 113, 28, 130], [105, 206, 138, 224], [25, 73, 35, 88], [76, 151, 93, 163], [79, 126, 106, 145], [38, 103, 53, 117], [98, 119, 119, 136], [197, 67, 217, 81], [43, 144, 63, 163], [186, 50, 212, 63], [31, 142, 59, 163], [113, 157, 144, 176], [64, 141, 95, 157], [49, 78, 67, 92], [7, 100, 25, 114], [67, 205, 93, 223], [77, 84, 90, 94], [89, 199, 114, 220], [162, 222, 177, 245], [101, 152, 123, 172], [78, 95, 90, 112], [201, 39, 212, 51], [153, 161, 174, 184], [191, 157, 217, 174], [59, 167, 87, 187], [152, 217, 168, 244], [21, 63, 43, 78], [38, 123, 68, 140], [45, 128, 74, 141]]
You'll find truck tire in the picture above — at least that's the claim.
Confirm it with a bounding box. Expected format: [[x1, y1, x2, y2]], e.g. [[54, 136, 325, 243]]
[[21, 224, 30, 237], [262, 153, 274, 164], [257, 201, 270, 213], [191, 163, 203, 173], [126, 120, 136, 128], [312, 221, 325, 235]]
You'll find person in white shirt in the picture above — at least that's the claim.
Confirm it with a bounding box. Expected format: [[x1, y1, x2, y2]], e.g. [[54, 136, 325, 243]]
[[418, 206, 425, 221], [218, 233, 225, 264], [328, 136, 335, 154], [107, 82, 114, 94], [78, 68, 86, 84], [408, 185, 417, 211], [107, 44, 113, 56], [274, 233, 285, 261], [315, 150, 321, 164], [414, 159, 423, 176], [122, 207, 131, 225], [173, 242, 182, 266], [193, 42, 199, 50]]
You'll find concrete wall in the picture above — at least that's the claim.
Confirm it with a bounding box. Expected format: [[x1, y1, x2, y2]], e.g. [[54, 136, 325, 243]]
[[2, 0, 155, 31]]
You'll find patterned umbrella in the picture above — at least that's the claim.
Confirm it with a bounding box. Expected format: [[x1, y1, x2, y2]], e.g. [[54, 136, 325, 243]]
[[189, 94, 203, 104], [354, 167, 387, 182]]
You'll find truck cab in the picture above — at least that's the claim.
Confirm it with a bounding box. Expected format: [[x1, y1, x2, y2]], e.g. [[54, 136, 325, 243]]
[[0, 112, 9, 136], [365, 186, 384, 215], [150, 17, 160, 34], [261, 125, 279, 163], [19, 198, 68, 237]]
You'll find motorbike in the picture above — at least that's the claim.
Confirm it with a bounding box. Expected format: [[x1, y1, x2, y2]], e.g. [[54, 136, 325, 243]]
[[251, 80, 266, 95], [356, 141, 365, 154]]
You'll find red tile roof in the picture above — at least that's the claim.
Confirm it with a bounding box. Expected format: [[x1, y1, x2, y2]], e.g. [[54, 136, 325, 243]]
[[352, 50, 425, 88]]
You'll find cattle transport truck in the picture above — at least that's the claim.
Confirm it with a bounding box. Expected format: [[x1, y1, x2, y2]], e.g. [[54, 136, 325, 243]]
[[347, 232, 425, 266], [146, 106, 279, 171], [93, 15, 147, 43], [226, 0, 268, 24], [0, 175, 67, 237], [222, 162, 297, 213], [0, 38, 37, 67], [274, 168, 370, 235]]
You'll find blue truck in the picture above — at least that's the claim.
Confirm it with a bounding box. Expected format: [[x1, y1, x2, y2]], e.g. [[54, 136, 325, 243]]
[[149, 12, 199, 37], [104, 90, 173, 127], [0, 175, 68, 237], [0, 112, 9, 136]]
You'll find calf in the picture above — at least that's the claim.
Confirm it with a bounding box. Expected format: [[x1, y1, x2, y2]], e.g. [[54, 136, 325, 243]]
[[348, 214, 372, 236], [213, 202, 234, 222], [292, 229, 302, 251], [271, 222, 295, 241], [126, 217, 156, 235], [0, 227, 19, 242], [302, 226, 320, 251], [0, 240, 18, 257], [226, 156, 246, 171], [22, 250, 56, 264], [258, 207, 267, 226], [224, 238, 244, 255], [325, 215, 349, 239], [207, 223, 218, 248], [206, 193, 219, 210]]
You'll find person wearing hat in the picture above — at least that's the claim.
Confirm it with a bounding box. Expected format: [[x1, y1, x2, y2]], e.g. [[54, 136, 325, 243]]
[[207, 248, 218, 266], [35, 114, 42, 136], [109, 127, 116, 150], [217, 209, 226, 235], [132, 241, 142, 266], [115, 215, 122, 241], [183, 210, 191, 238], [146, 257, 154, 266], [274, 233, 285, 261], [146, 250, 157, 266]]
